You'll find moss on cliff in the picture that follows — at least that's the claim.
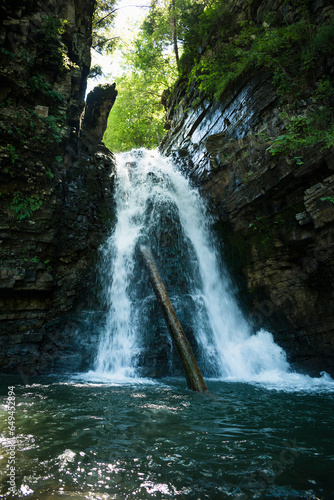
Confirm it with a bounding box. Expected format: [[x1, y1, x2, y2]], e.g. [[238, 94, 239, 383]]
[[180, 1, 334, 103]]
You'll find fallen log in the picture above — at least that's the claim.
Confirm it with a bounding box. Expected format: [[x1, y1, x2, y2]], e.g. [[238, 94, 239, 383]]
[[140, 245, 207, 393]]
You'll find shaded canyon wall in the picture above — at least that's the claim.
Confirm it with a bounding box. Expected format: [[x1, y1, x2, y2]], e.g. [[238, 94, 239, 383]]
[[0, 0, 117, 374], [160, 0, 334, 376]]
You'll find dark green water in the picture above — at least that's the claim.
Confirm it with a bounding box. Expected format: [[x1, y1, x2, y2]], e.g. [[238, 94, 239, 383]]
[[1, 375, 334, 499]]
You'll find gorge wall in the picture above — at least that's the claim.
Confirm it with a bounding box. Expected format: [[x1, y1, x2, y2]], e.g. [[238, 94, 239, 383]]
[[1, 0, 334, 379], [161, 0, 334, 376], [0, 0, 117, 374]]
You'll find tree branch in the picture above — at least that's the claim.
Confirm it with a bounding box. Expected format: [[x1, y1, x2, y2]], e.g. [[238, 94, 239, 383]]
[[95, 4, 151, 26]]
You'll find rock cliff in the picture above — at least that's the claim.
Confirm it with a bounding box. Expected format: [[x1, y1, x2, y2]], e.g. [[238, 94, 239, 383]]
[[0, 0, 117, 374], [161, 0, 334, 376], [2, 0, 334, 379]]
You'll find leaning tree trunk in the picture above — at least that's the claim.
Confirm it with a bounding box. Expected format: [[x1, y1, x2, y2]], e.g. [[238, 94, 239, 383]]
[[140, 245, 207, 393]]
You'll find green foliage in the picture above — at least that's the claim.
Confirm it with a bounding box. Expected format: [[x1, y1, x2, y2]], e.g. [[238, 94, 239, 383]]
[[88, 64, 104, 79], [5, 144, 19, 164], [179, 0, 235, 76], [138, 0, 233, 76], [34, 16, 70, 71], [103, 5, 178, 152], [321, 196, 334, 204], [92, 0, 118, 53], [22, 256, 52, 271], [45, 168, 54, 179], [102, 1, 334, 153], [141, 0, 187, 66], [241, 170, 254, 184], [265, 110, 334, 158], [0, 98, 14, 108], [41, 114, 63, 143], [187, 42, 244, 100], [314, 77, 333, 103], [133, 1, 180, 80], [306, 18, 334, 56], [179, 1, 245, 97], [104, 73, 166, 152], [0, 144, 17, 175], [0, 47, 15, 59], [325, 125, 334, 148], [181, 4, 334, 102], [0, 106, 65, 172], [29, 74, 65, 103], [45, 260, 53, 271], [9, 191, 43, 221], [103, 0, 231, 149]]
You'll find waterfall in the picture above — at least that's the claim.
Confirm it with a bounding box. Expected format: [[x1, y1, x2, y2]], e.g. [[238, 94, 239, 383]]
[[92, 148, 292, 383]]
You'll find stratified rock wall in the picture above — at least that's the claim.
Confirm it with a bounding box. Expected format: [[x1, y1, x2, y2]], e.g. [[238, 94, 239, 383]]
[[161, 0, 334, 376], [0, 0, 116, 374]]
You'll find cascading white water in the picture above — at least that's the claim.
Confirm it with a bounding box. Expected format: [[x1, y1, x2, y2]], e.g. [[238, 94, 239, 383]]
[[91, 148, 334, 390]]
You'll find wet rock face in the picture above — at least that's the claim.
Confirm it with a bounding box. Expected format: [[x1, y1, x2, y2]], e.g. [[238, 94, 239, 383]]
[[160, 1, 334, 376], [0, 0, 116, 374]]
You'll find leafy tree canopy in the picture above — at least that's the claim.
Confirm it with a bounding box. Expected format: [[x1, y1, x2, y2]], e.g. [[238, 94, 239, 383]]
[[92, 0, 118, 54], [103, 1, 178, 152], [103, 71, 166, 152], [102, 0, 334, 154]]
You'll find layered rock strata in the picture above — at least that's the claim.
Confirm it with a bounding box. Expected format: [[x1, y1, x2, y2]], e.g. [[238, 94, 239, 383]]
[[0, 0, 117, 374], [161, 0, 334, 375]]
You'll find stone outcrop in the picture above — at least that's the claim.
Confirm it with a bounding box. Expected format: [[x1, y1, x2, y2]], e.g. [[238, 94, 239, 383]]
[[0, 0, 117, 374], [160, 0, 334, 376], [83, 83, 117, 142]]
